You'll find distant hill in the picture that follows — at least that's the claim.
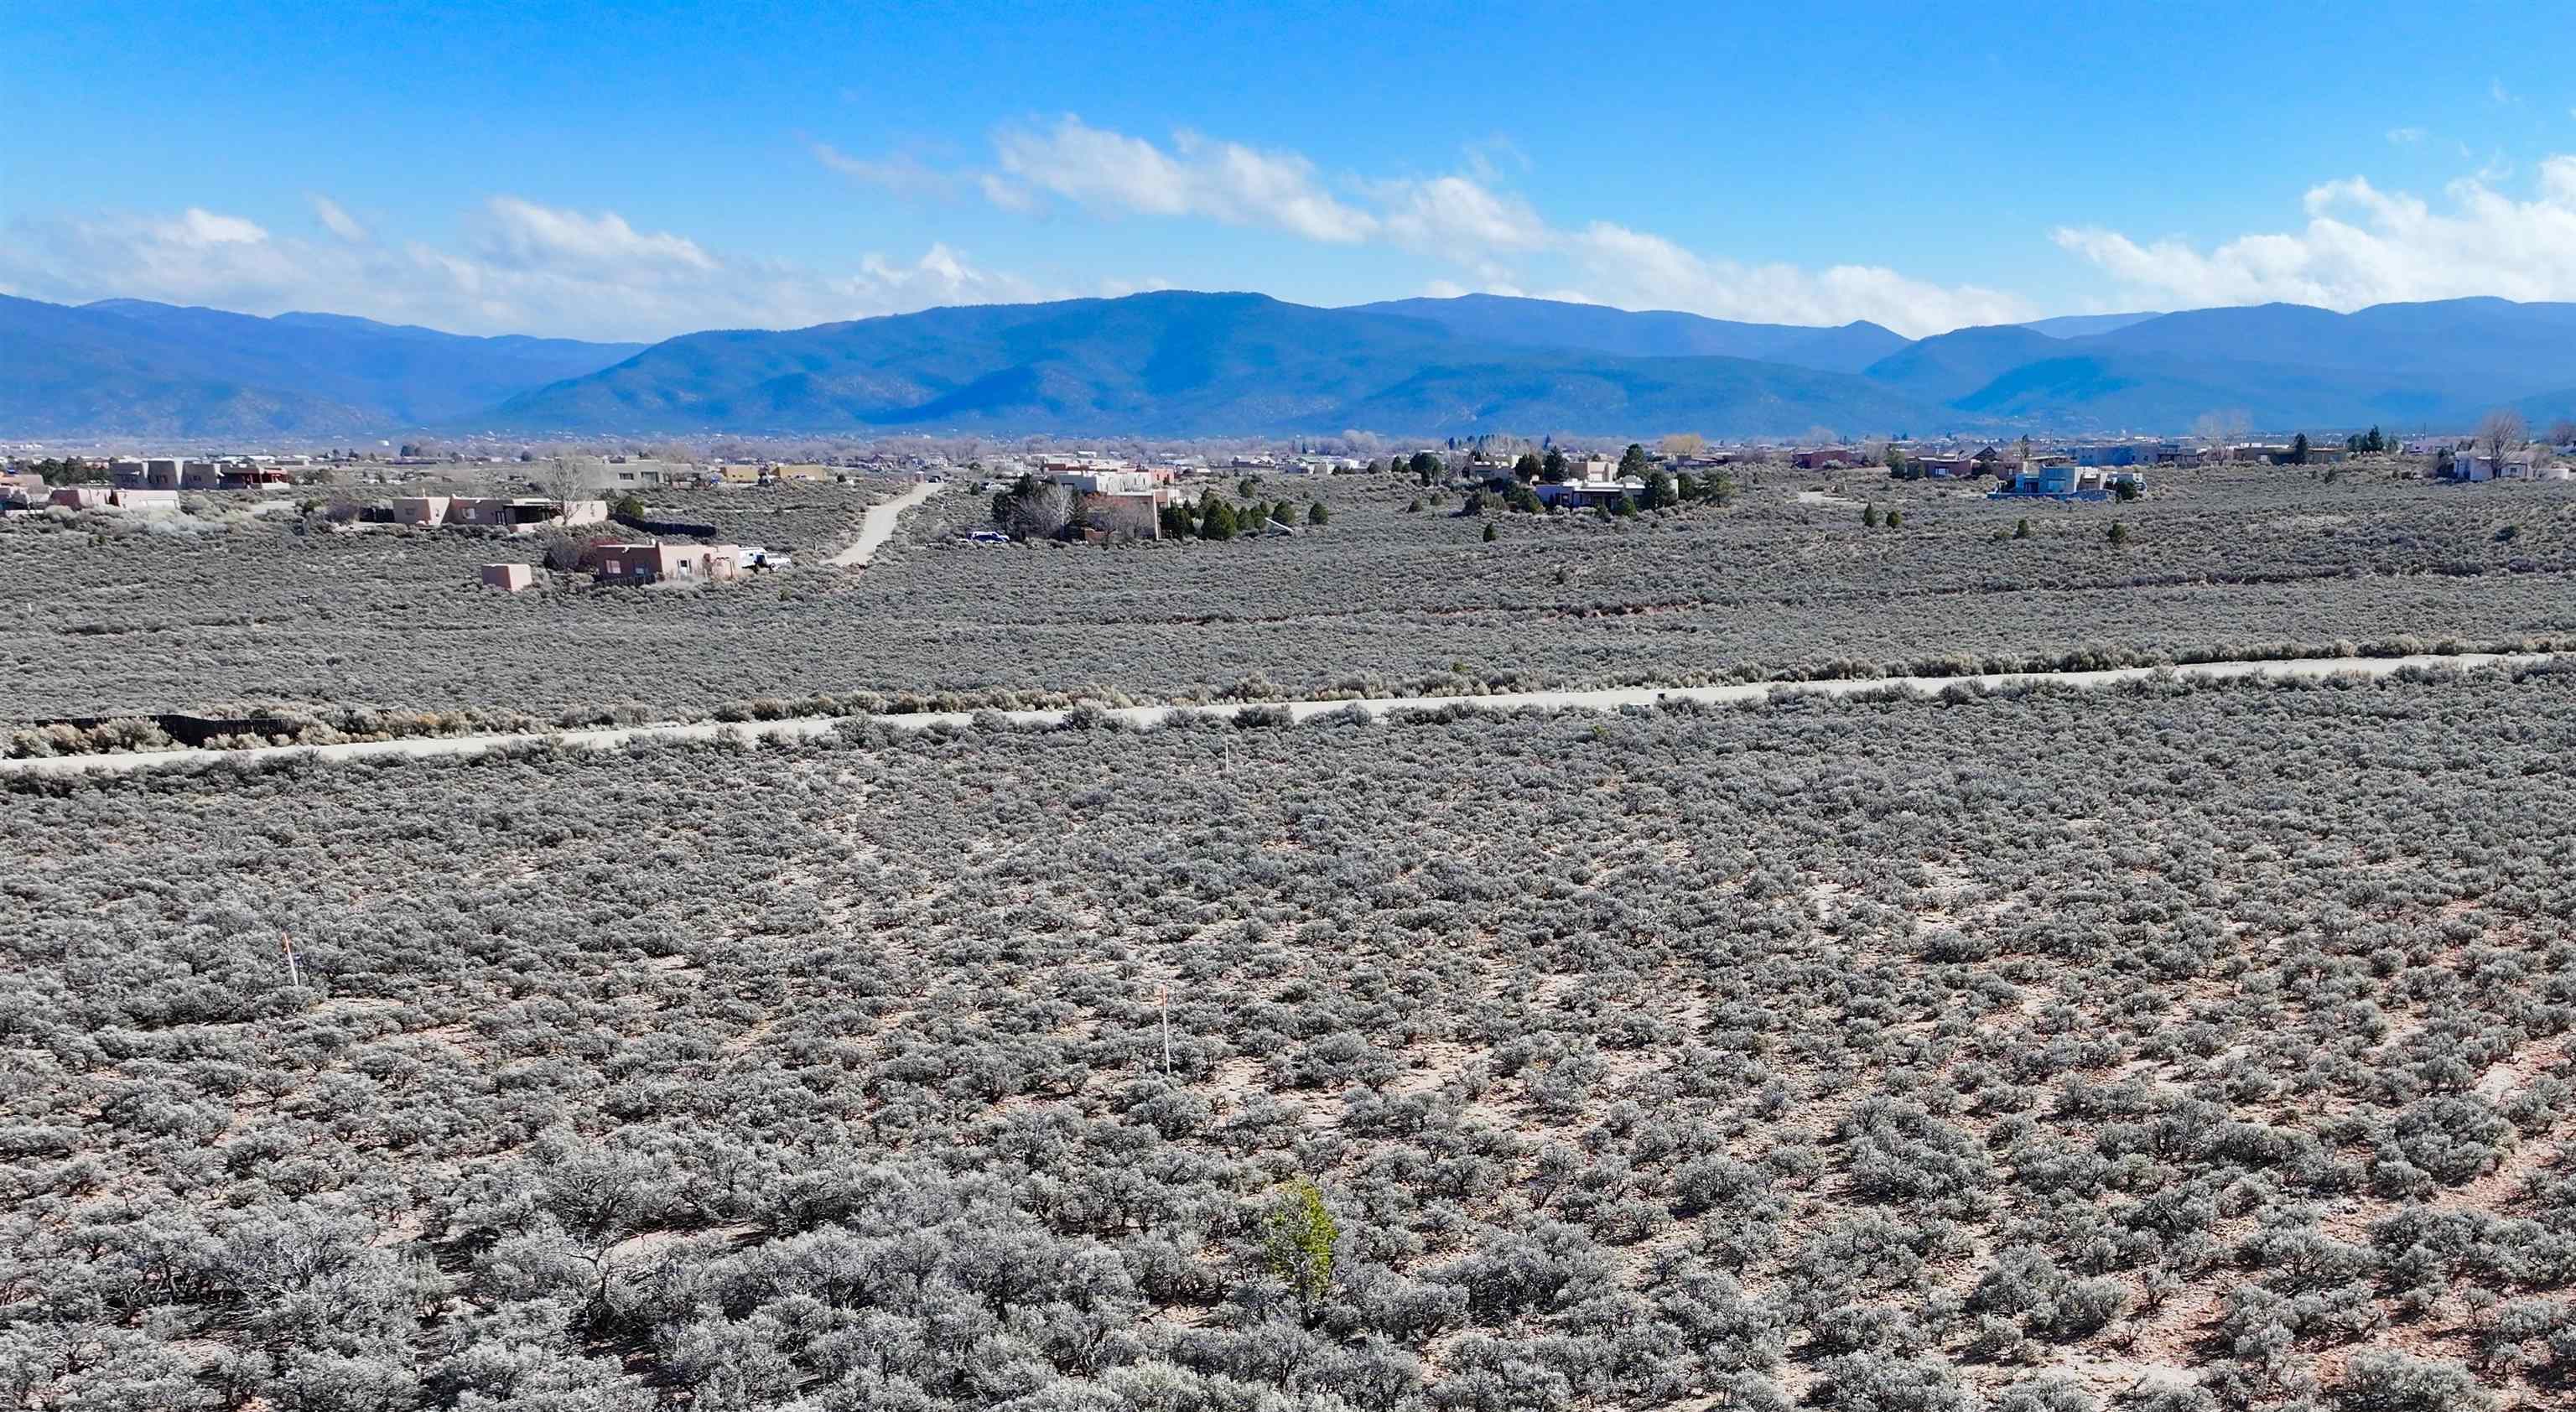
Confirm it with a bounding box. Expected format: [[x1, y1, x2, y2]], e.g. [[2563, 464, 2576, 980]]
[[2018, 311, 2161, 338], [0, 297, 368, 438], [492, 290, 1943, 437], [1948, 350, 2452, 430], [2083, 298, 2576, 397], [1347, 293, 1911, 373], [0, 296, 641, 437], [1857, 300, 2576, 430], [21, 286, 2576, 439], [1862, 325, 2070, 403]]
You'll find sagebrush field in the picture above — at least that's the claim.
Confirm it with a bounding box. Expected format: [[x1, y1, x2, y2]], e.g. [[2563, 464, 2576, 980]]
[[4, 465, 2573, 726], [7, 666, 2573, 1409]]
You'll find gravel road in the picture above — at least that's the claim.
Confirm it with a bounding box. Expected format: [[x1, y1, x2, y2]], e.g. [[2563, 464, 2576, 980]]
[[3, 652, 2542, 779]]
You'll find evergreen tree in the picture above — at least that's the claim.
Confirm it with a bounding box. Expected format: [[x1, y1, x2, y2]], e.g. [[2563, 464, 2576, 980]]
[[1481, 520, 1498, 542], [1199, 496, 1238, 541], [1540, 448, 1569, 484]]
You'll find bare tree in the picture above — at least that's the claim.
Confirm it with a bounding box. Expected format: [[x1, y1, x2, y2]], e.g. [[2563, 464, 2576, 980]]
[[2191, 409, 2250, 452], [2478, 408, 2528, 469], [1659, 432, 1706, 457], [997, 481, 1076, 540], [2547, 418, 2576, 448], [531, 457, 600, 505]]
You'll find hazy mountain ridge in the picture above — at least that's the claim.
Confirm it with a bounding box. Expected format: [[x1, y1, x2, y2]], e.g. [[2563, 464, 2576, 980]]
[[489, 292, 1947, 436], [1345, 293, 1912, 373], [2017, 311, 2162, 339], [0, 297, 642, 437], [14, 288, 2576, 439]]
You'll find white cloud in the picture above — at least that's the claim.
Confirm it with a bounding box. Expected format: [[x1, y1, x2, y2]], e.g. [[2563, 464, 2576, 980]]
[[166, 208, 267, 247], [2387, 127, 2425, 144], [1571, 223, 2036, 335], [953, 116, 2016, 333], [308, 195, 369, 243], [0, 198, 1054, 340], [977, 172, 1042, 215], [811, 143, 963, 200], [2054, 158, 2576, 309], [989, 115, 1377, 242], [1371, 174, 1551, 259], [475, 196, 717, 274]]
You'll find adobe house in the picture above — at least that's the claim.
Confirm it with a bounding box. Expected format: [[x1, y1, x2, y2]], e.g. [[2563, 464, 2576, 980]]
[[449, 496, 608, 532], [579, 541, 747, 584], [392, 496, 453, 525], [479, 563, 537, 591]]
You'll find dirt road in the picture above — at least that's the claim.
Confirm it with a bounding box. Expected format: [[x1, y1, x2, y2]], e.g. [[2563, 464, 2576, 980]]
[[828, 481, 942, 567], [4, 652, 2547, 779]]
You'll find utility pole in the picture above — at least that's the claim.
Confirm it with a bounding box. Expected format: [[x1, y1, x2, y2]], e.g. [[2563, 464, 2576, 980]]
[[281, 932, 303, 990]]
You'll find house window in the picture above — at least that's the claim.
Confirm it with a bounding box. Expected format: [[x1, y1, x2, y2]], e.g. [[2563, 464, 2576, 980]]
[[604, 559, 621, 575], [677, 561, 692, 577]]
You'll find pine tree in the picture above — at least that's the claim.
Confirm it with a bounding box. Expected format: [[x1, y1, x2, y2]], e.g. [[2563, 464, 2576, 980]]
[[1257, 1175, 1339, 1309]]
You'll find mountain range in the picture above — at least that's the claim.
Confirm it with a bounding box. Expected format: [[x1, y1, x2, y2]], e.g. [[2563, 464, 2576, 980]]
[[0, 295, 642, 438], [9, 289, 2576, 440]]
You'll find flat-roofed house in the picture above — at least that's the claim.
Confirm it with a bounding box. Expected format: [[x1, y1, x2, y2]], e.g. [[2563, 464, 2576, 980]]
[[1050, 468, 1158, 496], [579, 541, 748, 584], [449, 496, 607, 531]]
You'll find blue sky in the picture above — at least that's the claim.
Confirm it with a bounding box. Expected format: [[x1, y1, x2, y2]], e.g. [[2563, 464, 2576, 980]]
[[10, 1, 2576, 340]]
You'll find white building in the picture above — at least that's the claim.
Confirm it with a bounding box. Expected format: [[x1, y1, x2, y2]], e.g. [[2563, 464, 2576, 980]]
[[1049, 469, 1156, 496]]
